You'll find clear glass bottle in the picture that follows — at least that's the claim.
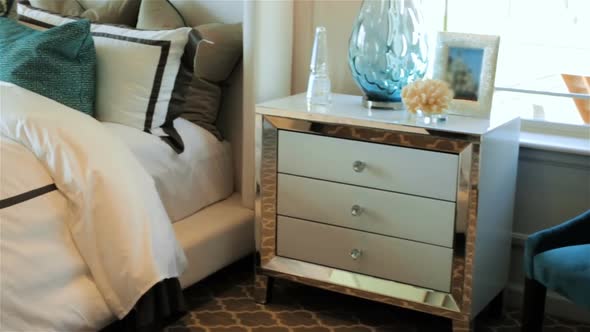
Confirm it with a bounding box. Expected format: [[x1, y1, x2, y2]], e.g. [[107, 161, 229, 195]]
[[306, 26, 331, 105]]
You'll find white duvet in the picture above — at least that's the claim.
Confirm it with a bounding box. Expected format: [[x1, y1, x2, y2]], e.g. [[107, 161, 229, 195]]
[[0, 82, 187, 331]]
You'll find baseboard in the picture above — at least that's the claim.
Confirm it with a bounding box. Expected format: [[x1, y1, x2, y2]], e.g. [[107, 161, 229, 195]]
[[504, 282, 590, 323], [511, 232, 527, 248]]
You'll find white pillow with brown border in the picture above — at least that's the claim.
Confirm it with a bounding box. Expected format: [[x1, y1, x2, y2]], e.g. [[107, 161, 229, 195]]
[[18, 2, 193, 153], [136, 0, 243, 140]]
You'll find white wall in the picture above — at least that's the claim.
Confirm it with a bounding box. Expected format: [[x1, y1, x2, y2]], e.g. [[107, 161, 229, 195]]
[[244, 0, 293, 207], [292, 0, 361, 96]]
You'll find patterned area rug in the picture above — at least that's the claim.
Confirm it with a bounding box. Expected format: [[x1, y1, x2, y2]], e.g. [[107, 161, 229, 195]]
[[165, 258, 589, 332]]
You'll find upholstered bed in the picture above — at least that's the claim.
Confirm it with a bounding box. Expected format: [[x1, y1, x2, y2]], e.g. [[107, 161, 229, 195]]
[[0, 1, 254, 331], [160, 0, 254, 295]]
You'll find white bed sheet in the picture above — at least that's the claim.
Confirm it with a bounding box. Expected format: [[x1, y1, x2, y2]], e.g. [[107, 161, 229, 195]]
[[103, 118, 234, 222]]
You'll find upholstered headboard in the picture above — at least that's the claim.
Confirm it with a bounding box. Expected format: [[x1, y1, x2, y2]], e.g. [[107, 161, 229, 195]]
[[169, 0, 242, 25], [169, 0, 251, 208], [168, 1, 294, 210]]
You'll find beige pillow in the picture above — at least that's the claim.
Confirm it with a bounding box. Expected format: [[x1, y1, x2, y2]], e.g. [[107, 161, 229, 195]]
[[136, 0, 242, 140], [26, 0, 140, 25], [1, 0, 17, 18], [27, 0, 82, 16], [0, 1, 5, 15], [136, 0, 184, 29]]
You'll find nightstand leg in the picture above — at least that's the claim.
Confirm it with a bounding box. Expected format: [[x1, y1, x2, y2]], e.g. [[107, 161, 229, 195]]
[[452, 318, 474, 332], [253, 274, 274, 304], [487, 290, 504, 319], [521, 277, 546, 332]]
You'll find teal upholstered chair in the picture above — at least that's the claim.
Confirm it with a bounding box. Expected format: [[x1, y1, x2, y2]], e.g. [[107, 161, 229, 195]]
[[521, 209, 590, 331]]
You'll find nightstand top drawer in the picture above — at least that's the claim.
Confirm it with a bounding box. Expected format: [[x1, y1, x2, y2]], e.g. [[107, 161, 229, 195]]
[[278, 130, 459, 201], [277, 216, 453, 292], [277, 174, 456, 247]]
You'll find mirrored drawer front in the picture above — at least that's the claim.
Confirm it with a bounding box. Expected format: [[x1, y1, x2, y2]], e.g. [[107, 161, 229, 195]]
[[278, 131, 459, 201], [277, 174, 455, 247], [277, 216, 453, 292]]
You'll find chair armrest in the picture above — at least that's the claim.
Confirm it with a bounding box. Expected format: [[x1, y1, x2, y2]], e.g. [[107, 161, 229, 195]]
[[524, 209, 590, 278]]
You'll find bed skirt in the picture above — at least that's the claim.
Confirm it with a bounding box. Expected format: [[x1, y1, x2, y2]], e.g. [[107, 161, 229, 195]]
[[101, 278, 186, 332]]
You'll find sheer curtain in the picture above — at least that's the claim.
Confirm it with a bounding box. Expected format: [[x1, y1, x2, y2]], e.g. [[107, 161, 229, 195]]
[[243, 0, 294, 208]]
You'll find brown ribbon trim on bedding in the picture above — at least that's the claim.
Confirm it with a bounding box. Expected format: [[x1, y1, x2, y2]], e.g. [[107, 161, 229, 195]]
[[0, 183, 58, 209]]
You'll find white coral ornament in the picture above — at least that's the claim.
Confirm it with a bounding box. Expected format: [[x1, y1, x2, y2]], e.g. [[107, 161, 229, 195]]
[[401, 79, 454, 115]]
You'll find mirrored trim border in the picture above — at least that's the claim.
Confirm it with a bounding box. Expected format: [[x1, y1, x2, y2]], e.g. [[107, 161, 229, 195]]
[[255, 114, 481, 320]]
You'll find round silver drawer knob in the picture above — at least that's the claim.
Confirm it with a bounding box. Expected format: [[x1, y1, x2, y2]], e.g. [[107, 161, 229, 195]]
[[350, 248, 362, 260], [351, 205, 363, 216], [352, 160, 366, 173]]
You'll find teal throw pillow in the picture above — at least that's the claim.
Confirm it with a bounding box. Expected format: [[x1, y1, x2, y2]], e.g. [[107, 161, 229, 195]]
[[0, 18, 96, 116]]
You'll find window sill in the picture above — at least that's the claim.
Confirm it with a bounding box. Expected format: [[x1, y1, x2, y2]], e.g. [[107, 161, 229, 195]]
[[519, 130, 589, 156]]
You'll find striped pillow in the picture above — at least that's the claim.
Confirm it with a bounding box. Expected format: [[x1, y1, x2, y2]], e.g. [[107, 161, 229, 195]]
[[18, 3, 192, 153], [136, 0, 243, 141]]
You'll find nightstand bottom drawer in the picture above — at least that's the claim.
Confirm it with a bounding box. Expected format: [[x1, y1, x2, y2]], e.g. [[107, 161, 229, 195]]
[[276, 216, 453, 292]]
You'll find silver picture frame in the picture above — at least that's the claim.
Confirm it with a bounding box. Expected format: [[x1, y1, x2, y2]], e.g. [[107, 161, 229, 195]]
[[433, 32, 500, 118]]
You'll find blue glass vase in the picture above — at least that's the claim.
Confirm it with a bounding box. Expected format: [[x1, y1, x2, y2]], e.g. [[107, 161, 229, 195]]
[[348, 0, 429, 108]]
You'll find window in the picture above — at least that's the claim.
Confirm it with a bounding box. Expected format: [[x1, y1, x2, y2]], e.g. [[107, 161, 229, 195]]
[[422, 0, 590, 132]]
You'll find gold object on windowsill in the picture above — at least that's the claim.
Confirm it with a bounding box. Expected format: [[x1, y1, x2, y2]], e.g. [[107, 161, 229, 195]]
[[561, 74, 590, 124]]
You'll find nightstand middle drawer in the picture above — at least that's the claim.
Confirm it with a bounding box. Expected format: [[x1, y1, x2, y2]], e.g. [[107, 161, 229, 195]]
[[277, 174, 455, 247], [278, 130, 459, 201]]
